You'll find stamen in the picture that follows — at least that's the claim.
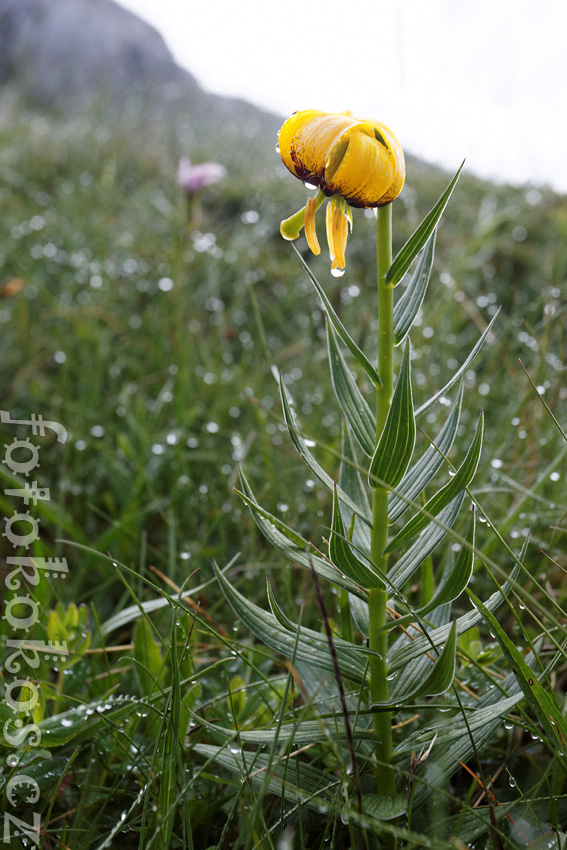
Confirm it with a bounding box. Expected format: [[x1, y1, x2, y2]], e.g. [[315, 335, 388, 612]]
[[304, 196, 321, 255], [326, 200, 335, 262], [332, 199, 347, 271]]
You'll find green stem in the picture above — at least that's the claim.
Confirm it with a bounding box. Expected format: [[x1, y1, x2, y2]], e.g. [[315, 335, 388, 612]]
[[369, 204, 395, 798]]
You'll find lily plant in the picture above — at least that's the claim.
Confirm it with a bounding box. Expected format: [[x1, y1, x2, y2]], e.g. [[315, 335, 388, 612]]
[[199, 110, 559, 847]]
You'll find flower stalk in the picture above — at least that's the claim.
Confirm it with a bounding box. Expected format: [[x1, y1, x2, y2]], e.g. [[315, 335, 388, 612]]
[[369, 203, 396, 797]]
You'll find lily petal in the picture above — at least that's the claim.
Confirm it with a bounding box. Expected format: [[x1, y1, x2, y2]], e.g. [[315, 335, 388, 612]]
[[279, 111, 405, 208]]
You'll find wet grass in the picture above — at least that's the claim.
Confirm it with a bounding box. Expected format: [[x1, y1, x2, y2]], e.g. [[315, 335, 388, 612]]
[[0, 106, 566, 848]]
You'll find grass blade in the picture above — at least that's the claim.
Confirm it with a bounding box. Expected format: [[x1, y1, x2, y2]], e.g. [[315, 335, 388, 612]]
[[415, 312, 499, 418]]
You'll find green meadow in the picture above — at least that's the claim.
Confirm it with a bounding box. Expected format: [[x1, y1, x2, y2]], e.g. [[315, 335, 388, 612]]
[[1, 105, 566, 849]]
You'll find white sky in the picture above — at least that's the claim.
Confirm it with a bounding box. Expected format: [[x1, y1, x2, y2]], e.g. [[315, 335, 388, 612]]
[[120, 0, 567, 192]]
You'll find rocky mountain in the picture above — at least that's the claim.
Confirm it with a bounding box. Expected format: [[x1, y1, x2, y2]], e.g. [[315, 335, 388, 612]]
[[0, 0, 281, 140]]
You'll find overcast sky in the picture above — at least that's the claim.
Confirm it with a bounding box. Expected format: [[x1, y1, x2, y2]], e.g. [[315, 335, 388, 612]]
[[120, 0, 567, 192]]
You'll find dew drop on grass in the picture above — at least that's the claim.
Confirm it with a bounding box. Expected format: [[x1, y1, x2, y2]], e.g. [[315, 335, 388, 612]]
[[60, 717, 73, 727]]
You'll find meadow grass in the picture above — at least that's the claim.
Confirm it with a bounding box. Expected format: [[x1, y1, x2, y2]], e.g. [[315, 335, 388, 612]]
[[0, 107, 566, 849]]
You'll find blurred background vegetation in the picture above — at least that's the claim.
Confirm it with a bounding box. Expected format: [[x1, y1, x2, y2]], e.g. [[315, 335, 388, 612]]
[[1, 97, 564, 612]]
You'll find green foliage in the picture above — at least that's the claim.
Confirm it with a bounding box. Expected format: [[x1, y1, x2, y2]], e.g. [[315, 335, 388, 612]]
[[0, 105, 566, 848]]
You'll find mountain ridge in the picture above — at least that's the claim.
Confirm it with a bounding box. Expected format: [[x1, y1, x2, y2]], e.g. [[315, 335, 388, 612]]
[[0, 0, 282, 141]]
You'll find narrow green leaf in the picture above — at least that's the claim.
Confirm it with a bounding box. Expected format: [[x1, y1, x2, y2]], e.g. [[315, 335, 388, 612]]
[[330, 488, 383, 588], [280, 377, 372, 526], [133, 617, 165, 696], [393, 232, 436, 345], [236, 469, 365, 598], [338, 423, 371, 553], [291, 242, 380, 385], [388, 562, 521, 672], [389, 382, 463, 523], [519, 358, 567, 443], [402, 659, 539, 809], [31, 699, 146, 748], [369, 342, 415, 489], [191, 712, 375, 747], [382, 508, 475, 633], [100, 582, 207, 635], [389, 494, 466, 591], [213, 562, 368, 684], [387, 412, 483, 553], [433, 803, 519, 846], [385, 162, 464, 287], [468, 589, 567, 760], [327, 322, 375, 455], [357, 794, 407, 821], [193, 743, 341, 812], [373, 623, 456, 708], [415, 312, 499, 418], [413, 620, 457, 697], [156, 623, 179, 850]]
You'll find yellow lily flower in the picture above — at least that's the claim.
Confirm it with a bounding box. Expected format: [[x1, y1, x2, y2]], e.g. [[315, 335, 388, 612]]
[[278, 110, 405, 275]]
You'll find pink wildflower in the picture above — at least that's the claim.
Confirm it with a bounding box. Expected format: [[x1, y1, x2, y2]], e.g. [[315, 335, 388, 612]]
[[177, 157, 226, 194]]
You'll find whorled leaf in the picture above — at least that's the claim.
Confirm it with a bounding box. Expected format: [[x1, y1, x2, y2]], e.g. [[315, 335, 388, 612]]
[[388, 561, 522, 672], [393, 231, 436, 346], [236, 469, 366, 598], [382, 508, 475, 633], [386, 411, 483, 553], [213, 562, 369, 684], [389, 382, 463, 524], [280, 377, 372, 526], [385, 162, 464, 287], [388, 493, 466, 592], [330, 488, 383, 589], [373, 623, 457, 709], [399, 654, 541, 810], [291, 242, 380, 385], [193, 743, 341, 812], [369, 342, 415, 489], [338, 422, 371, 553], [327, 321, 375, 456]]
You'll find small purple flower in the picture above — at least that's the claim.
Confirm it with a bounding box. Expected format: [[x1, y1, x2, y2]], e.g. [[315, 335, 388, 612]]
[[177, 156, 227, 194]]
